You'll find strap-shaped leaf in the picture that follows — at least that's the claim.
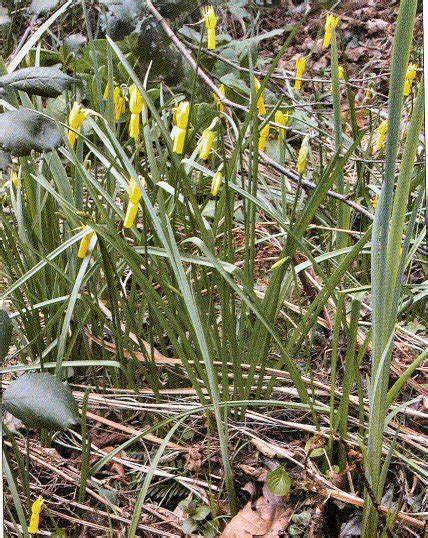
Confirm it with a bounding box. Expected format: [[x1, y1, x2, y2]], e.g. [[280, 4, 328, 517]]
[[0, 108, 62, 156], [0, 310, 13, 360], [3, 373, 79, 431], [0, 66, 76, 97]]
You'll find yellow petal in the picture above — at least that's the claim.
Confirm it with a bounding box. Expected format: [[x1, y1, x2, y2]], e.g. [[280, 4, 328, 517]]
[[294, 56, 307, 91], [254, 77, 267, 115], [297, 135, 310, 174], [28, 496, 44, 533], [129, 113, 140, 140], [203, 6, 217, 29], [173, 127, 186, 154], [128, 177, 143, 203], [78, 227, 95, 259], [258, 123, 270, 152]]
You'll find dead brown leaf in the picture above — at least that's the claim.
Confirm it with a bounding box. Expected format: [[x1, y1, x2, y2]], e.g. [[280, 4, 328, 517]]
[[221, 493, 291, 538]]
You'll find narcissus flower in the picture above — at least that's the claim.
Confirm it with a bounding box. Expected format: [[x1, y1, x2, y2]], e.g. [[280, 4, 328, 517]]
[[114, 86, 126, 121], [213, 84, 225, 114], [124, 176, 146, 228], [199, 128, 216, 160], [338, 66, 344, 80], [373, 119, 388, 153], [404, 63, 417, 96], [78, 226, 96, 259], [211, 170, 223, 197], [28, 496, 44, 534], [258, 123, 270, 152], [203, 6, 218, 50], [294, 56, 307, 91], [275, 110, 290, 139], [254, 77, 267, 115], [297, 134, 310, 174], [323, 14, 340, 48], [68, 102, 90, 148], [129, 84, 144, 140], [172, 101, 190, 154]]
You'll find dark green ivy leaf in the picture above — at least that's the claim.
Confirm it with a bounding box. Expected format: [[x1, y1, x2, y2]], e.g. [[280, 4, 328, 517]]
[[3, 372, 79, 431], [0, 66, 76, 97], [0, 108, 62, 156]]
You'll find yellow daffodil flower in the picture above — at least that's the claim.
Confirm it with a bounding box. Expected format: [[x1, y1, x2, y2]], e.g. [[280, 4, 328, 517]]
[[124, 176, 146, 228], [258, 123, 270, 152], [199, 119, 218, 160], [129, 84, 144, 140], [254, 77, 267, 115], [77, 226, 96, 259], [114, 86, 126, 121], [338, 66, 344, 80], [203, 6, 218, 50], [172, 101, 190, 154], [103, 81, 111, 100], [297, 134, 310, 174], [323, 14, 340, 48], [28, 497, 44, 534], [373, 119, 388, 153], [211, 170, 223, 197], [275, 110, 290, 139], [294, 56, 307, 91], [371, 196, 379, 209], [404, 63, 417, 96], [68, 102, 90, 148], [213, 84, 225, 114]]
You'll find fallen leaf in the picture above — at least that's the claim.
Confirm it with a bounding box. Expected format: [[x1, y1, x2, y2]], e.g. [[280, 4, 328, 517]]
[[221, 494, 292, 538]]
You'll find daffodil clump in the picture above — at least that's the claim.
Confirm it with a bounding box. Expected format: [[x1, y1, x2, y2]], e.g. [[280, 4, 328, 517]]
[[124, 176, 145, 228], [28, 496, 44, 534], [323, 14, 340, 48], [203, 6, 218, 50], [77, 226, 96, 259], [404, 63, 417, 96], [372, 119, 388, 153], [68, 102, 90, 148], [129, 84, 144, 140], [297, 134, 310, 175], [294, 56, 307, 91], [172, 100, 190, 155]]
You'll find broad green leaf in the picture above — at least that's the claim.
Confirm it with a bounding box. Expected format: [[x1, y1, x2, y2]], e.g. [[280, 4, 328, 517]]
[[0, 310, 13, 360], [266, 465, 292, 497], [0, 109, 62, 156], [3, 372, 79, 431], [0, 66, 76, 97]]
